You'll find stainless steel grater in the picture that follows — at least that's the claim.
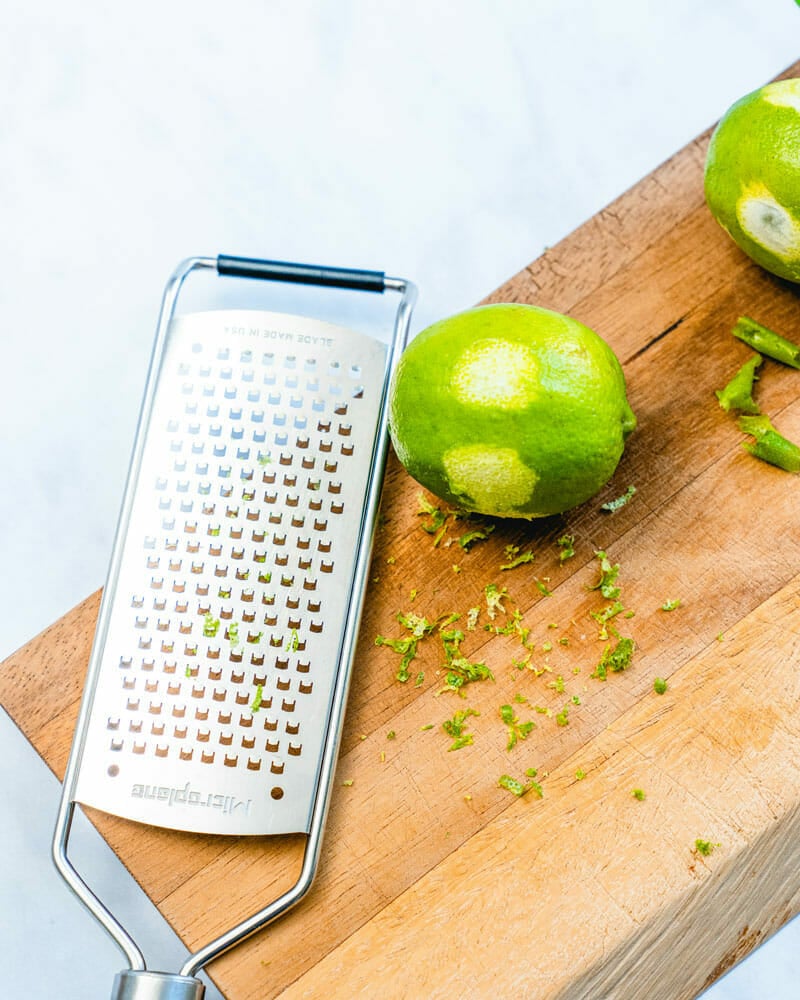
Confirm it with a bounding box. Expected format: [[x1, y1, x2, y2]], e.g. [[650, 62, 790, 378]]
[[53, 255, 416, 1000]]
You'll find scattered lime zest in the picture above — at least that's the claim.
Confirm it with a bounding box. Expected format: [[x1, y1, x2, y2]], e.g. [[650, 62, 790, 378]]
[[571, 694, 581, 705], [660, 599, 681, 612], [591, 600, 624, 639], [203, 612, 221, 638], [732, 316, 800, 369], [452, 564, 461, 574], [258, 453, 272, 466], [286, 628, 300, 651], [555, 707, 569, 727], [694, 838, 718, 857], [250, 684, 264, 713], [442, 708, 480, 751], [738, 414, 800, 473], [414, 671, 425, 687], [590, 550, 621, 600], [485, 607, 529, 645], [417, 493, 454, 546], [548, 674, 565, 694], [439, 628, 494, 694], [715, 354, 763, 414], [420, 724, 434, 731], [534, 577, 552, 597], [499, 768, 543, 798], [557, 534, 575, 562], [386, 730, 396, 740], [227, 621, 240, 648], [376, 610, 449, 683], [500, 545, 535, 570], [592, 636, 635, 680], [466, 606, 480, 631], [185, 665, 192, 678], [653, 677, 668, 695], [342, 779, 354, 787], [601, 484, 637, 513], [484, 583, 508, 620], [575, 768, 586, 780], [459, 525, 496, 551], [632, 788, 646, 801], [499, 704, 535, 750]]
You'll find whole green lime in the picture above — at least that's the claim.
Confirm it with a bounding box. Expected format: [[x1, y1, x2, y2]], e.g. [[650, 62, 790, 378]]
[[705, 78, 800, 282], [388, 303, 636, 519]]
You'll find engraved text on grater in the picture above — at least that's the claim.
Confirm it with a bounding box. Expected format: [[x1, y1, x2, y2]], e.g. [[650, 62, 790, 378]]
[[222, 321, 334, 349], [131, 781, 251, 816]]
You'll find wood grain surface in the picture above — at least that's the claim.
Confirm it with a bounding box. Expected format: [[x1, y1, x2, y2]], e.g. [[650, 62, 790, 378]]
[[5, 62, 800, 1000]]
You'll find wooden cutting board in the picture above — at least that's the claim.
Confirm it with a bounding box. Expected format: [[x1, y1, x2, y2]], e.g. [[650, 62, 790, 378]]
[[5, 62, 800, 1000]]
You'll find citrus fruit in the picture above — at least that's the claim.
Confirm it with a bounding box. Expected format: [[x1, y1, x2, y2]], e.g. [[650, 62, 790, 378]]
[[705, 78, 800, 282], [388, 303, 636, 519]]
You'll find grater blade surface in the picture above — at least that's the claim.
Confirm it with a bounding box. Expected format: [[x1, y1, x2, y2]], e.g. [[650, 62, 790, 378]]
[[74, 309, 387, 836]]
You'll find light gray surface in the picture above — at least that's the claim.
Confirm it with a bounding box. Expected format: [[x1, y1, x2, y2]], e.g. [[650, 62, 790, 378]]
[[2, 2, 799, 997]]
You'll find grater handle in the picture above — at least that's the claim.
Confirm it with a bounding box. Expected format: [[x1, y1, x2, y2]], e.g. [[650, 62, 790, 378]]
[[216, 254, 386, 292], [110, 970, 205, 999]]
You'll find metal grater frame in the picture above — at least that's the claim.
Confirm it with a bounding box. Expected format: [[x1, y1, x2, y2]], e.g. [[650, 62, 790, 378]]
[[52, 255, 416, 1000]]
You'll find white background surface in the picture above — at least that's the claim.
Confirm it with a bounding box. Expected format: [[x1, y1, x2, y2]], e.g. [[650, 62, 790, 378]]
[[2, 3, 800, 997]]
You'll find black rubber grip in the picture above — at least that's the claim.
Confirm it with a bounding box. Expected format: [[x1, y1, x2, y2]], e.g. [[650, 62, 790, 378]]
[[217, 255, 386, 292]]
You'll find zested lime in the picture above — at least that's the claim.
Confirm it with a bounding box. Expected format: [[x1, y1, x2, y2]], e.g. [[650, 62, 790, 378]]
[[705, 78, 800, 282], [388, 303, 636, 518]]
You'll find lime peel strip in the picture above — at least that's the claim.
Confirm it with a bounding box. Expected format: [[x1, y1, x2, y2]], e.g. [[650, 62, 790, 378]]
[[715, 354, 762, 414], [738, 414, 800, 473], [732, 316, 800, 369]]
